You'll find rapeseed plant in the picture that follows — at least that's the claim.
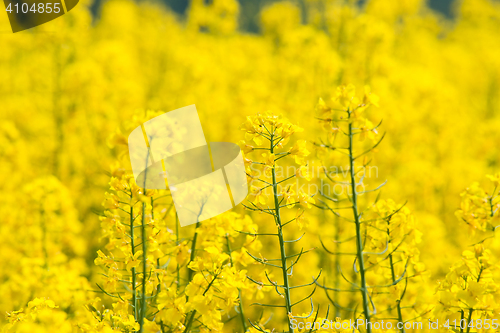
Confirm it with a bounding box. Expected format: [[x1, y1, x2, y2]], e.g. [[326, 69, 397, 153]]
[[240, 112, 328, 333], [313, 85, 431, 332]]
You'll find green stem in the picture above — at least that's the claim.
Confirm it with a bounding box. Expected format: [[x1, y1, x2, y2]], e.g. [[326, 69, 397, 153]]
[[271, 132, 294, 333], [348, 114, 372, 332], [460, 310, 465, 333], [187, 222, 201, 287], [334, 203, 341, 318], [226, 235, 248, 332], [151, 197, 161, 306], [465, 308, 473, 333], [135, 143, 151, 329], [176, 213, 180, 293], [139, 200, 147, 333], [130, 197, 137, 321], [389, 254, 404, 332], [387, 218, 404, 333], [183, 220, 201, 329], [182, 272, 221, 333], [183, 312, 196, 333], [489, 192, 496, 217]]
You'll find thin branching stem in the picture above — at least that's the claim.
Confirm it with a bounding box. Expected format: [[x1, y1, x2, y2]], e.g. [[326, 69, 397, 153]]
[[139, 198, 147, 332], [187, 222, 201, 285], [387, 216, 404, 333], [271, 131, 294, 333], [348, 110, 372, 332], [130, 194, 138, 320]]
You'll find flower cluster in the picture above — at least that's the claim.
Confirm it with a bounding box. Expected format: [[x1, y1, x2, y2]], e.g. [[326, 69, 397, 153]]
[[455, 173, 500, 232], [435, 175, 500, 330], [90, 110, 265, 332]]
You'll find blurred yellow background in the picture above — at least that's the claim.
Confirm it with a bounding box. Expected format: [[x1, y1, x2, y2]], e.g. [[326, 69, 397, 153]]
[[1, 0, 500, 331]]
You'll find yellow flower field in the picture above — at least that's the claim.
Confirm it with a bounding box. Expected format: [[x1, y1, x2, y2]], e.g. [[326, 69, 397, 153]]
[[0, 0, 499, 332]]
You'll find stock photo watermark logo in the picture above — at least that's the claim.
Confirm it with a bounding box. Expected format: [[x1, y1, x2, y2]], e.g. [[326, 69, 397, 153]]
[[128, 105, 248, 227], [3, 0, 78, 32]]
